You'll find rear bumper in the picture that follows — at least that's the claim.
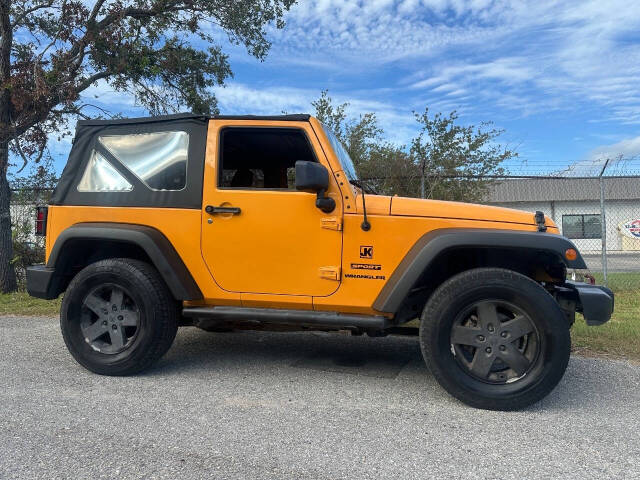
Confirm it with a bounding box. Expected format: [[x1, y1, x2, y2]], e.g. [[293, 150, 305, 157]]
[[26, 265, 58, 300], [562, 281, 614, 326]]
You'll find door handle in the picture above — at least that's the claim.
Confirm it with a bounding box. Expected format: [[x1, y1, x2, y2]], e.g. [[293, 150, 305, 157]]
[[205, 205, 241, 215]]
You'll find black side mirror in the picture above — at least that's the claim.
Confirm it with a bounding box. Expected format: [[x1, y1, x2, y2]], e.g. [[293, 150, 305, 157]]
[[295, 161, 336, 213]]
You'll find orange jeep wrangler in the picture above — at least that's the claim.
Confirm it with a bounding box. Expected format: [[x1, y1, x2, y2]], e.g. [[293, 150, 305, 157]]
[[27, 113, 613, 410]]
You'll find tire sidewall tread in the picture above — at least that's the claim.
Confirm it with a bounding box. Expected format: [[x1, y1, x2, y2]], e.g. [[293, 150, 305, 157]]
[[60, 258, 179, 376], [420, 267, 571, 411]]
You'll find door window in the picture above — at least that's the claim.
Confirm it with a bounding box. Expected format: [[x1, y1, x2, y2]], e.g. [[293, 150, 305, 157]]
[[218, 127, 316, 189]]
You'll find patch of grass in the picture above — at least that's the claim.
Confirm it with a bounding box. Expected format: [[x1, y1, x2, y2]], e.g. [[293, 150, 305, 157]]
[[572, 289, 640, 361], [591, 272, 640, 293], [0, 292, 61, 317]]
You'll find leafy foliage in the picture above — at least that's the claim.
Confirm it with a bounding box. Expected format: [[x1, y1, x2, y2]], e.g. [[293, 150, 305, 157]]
[[411, 108, 515, 202], [312, 91, 517, 201], [2, 0, 296, 160]]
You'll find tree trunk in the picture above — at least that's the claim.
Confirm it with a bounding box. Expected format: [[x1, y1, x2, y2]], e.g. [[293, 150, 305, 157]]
[[0, 142, 16, 292], [0, 1, 17, 292]]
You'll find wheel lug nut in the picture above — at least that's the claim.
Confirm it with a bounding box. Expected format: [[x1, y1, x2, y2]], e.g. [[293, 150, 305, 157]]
[[501, 331, 508, 338], [477, 335, 485, 342], [117, 315, 124, 321], [112, 324, 117, 330], [500, 345, 506, 352], [487, 325, 494, 333], [102, 321, 107, 326], [485, 347, 492, 354]]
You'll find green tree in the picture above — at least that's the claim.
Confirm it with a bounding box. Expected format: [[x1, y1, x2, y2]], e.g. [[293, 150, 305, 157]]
[[311, 90, 382, 168], [312, 91, 514, 200], [410, 108, 515, 201], [311, 90, 419, 196], [0, 0, 296, 292]]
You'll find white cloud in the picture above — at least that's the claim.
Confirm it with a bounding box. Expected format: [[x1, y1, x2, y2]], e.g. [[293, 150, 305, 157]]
[[558, 136, 640, 176], [589, 137, 640, 161], [214, 82, 417, 145], [260, 0, 640, 124]]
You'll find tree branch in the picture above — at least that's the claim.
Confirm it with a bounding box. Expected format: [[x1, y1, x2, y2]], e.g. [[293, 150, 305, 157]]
[[10, 0, 55, 27], [75, 70, 111, 93], [12, 135, 45, 173]]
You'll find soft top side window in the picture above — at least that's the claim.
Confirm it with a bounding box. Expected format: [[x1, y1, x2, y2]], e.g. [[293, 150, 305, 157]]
[[99, 131, 189, 191], [77, 150, 133, 192], [218, 127, 317, 189]]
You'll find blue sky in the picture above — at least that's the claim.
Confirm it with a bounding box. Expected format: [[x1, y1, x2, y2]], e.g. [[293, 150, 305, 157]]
[[39, 0, 640, 176]]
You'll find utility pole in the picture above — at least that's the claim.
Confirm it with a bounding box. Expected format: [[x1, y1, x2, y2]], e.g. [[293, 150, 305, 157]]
[[599, 158, 610, 286]]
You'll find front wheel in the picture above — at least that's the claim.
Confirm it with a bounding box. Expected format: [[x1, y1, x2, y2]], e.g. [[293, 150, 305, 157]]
[[60, 258, 179, 376], [420, 268, 570, 410]]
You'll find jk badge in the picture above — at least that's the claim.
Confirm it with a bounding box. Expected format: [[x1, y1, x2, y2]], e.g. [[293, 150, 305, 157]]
[[360, 245, 373, 259]]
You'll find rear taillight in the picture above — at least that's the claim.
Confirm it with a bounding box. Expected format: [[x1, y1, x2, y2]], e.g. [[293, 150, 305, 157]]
[[35, 206, 48, 236]]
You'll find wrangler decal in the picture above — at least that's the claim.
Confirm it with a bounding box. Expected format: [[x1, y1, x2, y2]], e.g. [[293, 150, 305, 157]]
[[344, 273, 386, 280]]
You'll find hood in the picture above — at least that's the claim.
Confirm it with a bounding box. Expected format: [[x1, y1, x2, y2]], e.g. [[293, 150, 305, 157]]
[[389, 197, 547, 227]]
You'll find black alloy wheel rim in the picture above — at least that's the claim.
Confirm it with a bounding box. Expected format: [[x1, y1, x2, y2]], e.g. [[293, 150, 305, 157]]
[[79, 284, 141, 355], [450, 300, 540, 384]]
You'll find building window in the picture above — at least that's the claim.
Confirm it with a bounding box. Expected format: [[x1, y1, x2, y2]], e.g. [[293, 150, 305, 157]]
[[562, 214, 602, 239]]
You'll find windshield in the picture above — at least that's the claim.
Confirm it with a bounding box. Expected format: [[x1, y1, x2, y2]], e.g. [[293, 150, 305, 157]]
[[321, 123, 359, 181]]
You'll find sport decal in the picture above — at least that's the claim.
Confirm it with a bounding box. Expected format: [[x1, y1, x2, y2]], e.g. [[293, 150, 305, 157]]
[[351, 263, 381, 271]]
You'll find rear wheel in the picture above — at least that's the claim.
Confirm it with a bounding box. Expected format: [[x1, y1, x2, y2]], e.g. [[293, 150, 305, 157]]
[[61, 258, 179, 376], [420, 268, 570, 410]]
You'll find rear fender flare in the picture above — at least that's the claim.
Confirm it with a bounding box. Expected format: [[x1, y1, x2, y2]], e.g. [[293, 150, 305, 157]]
[[47, 222, 202, 300]]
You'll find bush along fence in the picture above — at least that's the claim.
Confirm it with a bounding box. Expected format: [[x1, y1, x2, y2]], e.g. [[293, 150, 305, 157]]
[[9, 187, 53, 288], [10, 174, 640, 291]]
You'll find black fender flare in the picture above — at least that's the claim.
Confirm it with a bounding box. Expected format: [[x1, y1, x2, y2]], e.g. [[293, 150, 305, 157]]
[[46, 222, 202, 300], [373, 228, 586, 314]]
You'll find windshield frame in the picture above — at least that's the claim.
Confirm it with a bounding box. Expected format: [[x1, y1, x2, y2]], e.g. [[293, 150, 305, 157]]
[[320, 123, 359, 181]]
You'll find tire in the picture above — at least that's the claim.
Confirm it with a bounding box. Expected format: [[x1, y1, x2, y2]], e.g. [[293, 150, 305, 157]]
[[420, 268, 570, 411], [60, 258, 179, 376]]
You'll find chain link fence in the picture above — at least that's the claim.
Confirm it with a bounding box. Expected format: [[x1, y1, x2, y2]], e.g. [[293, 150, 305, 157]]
[[9, 188, 53, 287], [9, 174, 640, 291], [481, 175, 640, 292]]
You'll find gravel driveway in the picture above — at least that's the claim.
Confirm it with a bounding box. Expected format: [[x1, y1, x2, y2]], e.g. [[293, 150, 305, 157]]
[[1, 315, 639, 479]]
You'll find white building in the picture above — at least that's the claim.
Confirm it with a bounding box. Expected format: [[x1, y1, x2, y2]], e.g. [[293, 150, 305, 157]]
[[486, 177, 640, 254]]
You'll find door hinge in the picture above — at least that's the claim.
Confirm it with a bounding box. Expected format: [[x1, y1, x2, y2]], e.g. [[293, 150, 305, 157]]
[[321, 216, 342, 231], [319, 266, 341, 281]]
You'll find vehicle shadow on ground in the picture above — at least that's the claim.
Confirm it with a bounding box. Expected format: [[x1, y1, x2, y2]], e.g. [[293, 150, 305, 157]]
[[154, 327, 424, 379], [143, 327, 640, 413]]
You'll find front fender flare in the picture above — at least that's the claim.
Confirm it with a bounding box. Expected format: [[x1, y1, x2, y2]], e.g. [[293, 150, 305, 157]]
[[373, 228, 586, 314]]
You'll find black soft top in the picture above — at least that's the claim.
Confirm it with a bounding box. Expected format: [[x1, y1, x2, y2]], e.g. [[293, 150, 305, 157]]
[[50, 112, 311, 209], [77, 113, 311, 126]]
